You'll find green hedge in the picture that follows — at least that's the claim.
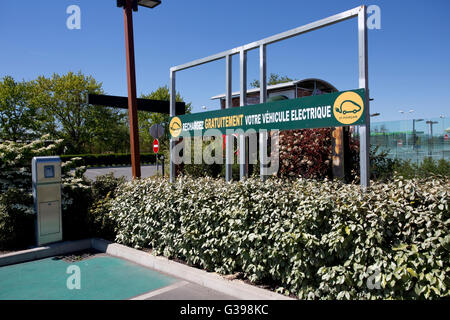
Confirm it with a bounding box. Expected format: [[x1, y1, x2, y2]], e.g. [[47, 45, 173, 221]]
[[108, 175, 449, 299], [60, 153, 157, 167], [0, 136, 128, 250]]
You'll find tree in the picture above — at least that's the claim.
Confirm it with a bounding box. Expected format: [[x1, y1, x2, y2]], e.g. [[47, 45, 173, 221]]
[[0, 76, 42, 141], [87, 104, 130, 154], [138, 85, 191, 153], [32, 72, 129, 154], [250, 73, 294, 88]]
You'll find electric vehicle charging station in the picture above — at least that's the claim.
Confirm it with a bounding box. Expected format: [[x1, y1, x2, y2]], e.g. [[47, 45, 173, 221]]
[[32, 156, 63, 246]]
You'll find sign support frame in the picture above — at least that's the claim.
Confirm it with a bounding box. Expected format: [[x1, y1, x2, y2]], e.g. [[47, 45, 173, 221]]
[[259, 44, 268, 181], [225, 54, 233, 182], [239, 49, 248, 180], [169, 5, 370, 189], [358, 6, 371, 189]]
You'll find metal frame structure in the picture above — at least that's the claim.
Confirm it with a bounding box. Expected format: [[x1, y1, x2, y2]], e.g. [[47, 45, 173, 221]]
[[170, 5, 370, 189]]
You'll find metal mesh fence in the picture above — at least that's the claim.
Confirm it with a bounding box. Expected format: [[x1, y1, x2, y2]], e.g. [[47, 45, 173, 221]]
[[363, 117, 449, 164]]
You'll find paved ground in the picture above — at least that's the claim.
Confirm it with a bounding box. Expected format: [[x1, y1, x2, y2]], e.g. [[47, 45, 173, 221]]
[[83, 165, 164, 181], [135, 281, 237, 300], [0, 254, 237, 300]]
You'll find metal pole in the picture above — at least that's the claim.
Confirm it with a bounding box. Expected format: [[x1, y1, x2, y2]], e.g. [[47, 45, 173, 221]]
[[358, 5, 370, 190], [123, 0, 141, 179], [404, 115, 409, 147], [170, 7, 360, 73], [412, 119, 416, 164], [259, 44, 268, 181], [430, 122, 433, 157], [429, 122, 433, 157], [239, 49, 248, 180], [416, 121, 420, 165], [170, 70, 176, 182], [441, 117, 445, 160], [225, 54, 233, 182], [412, 119, 416, 150], [156, 156, 159, 176]]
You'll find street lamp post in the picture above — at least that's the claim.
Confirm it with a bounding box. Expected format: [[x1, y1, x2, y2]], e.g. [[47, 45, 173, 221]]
[[117, 0, 161, 179], [413, 118, 424, 165], [426, 120, 439, 157], [412, 118, 424, 150], [440, 115, 445, 159], [399, 109, 414, 147]]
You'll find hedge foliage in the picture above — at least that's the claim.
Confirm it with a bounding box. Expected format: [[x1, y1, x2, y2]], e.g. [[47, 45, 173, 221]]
[[0, 136, 124, 249], [0, 135, 90, 249], [108, 175, 449, 300], [279, 128, 336, 179], [60, 153, 157, 167]]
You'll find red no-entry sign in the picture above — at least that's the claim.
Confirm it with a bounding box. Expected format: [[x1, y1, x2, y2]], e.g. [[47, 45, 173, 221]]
[[153, 139, 159, 154]]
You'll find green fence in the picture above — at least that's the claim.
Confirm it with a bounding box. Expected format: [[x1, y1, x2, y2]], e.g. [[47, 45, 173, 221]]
[[366, 117, 449, 164]]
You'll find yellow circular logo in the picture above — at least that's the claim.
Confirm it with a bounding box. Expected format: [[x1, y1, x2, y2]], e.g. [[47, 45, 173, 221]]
[[169, 116, 182, 137], [333, 91, 364, 125]]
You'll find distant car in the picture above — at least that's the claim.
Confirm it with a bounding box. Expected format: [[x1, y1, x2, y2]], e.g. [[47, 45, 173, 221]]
[[335, 100, 362, 114]]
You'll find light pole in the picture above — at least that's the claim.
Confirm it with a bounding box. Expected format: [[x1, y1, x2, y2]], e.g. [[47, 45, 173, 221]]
[[426, 120, 439, 157], [399, 109, 414, 147], [440, 115, 445, 159], [413, 118, 424, 164], [117, 0, 161, 179], [412, 118, 424, 150]]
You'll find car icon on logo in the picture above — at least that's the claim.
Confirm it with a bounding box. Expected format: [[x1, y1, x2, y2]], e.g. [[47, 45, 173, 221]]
[[335, 100, 362, 114], [170, 121, 181, 132]]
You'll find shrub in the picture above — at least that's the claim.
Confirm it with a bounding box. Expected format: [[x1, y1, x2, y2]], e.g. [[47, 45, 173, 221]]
[[108, 175, 449, 300], [0, 136, 65, 249], [87, 173, 125, 241], [184, 162, 222, 178], [60, 153, 157, 167], [278, 128, 334, 179], [0, 136, 97, 248], [417, 158, 450, 177], [388, 157, 450, 180], [0, 189, 35, 250], [0, 137, 130, 249], [366, 146, 399, 181]]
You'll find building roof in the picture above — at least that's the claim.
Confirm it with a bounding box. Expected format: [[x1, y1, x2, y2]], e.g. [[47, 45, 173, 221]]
[[210, 78, 338, 100]]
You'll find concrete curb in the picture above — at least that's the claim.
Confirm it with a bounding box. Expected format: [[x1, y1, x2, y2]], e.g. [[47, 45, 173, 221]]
[[0, 238, 293, 300], [0, 239, 91, 267], [91, 238, 292, 300]]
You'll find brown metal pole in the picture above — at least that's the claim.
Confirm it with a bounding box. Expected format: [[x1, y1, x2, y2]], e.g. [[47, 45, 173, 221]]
[[123, 0, 141, 178]]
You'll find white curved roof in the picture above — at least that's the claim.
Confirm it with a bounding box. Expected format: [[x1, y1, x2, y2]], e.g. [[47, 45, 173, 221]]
[[210, 78, 338, 100]]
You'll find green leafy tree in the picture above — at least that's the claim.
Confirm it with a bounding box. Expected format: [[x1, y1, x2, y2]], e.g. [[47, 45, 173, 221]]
[[138, 85, 191, 153], [250, 73, 294, 88], [87, 106, 130, 154], [32, 72, 129, 154], [0, 76, 42, 141]]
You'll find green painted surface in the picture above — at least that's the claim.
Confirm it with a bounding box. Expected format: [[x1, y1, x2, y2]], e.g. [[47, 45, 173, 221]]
[[0, 256, 177, 300]]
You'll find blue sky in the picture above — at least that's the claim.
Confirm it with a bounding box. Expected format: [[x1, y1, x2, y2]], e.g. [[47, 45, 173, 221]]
[[1, 0, 449, 121]]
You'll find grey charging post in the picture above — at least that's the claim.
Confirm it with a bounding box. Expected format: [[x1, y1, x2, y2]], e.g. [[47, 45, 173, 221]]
[[32, 156, 63, 246]]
